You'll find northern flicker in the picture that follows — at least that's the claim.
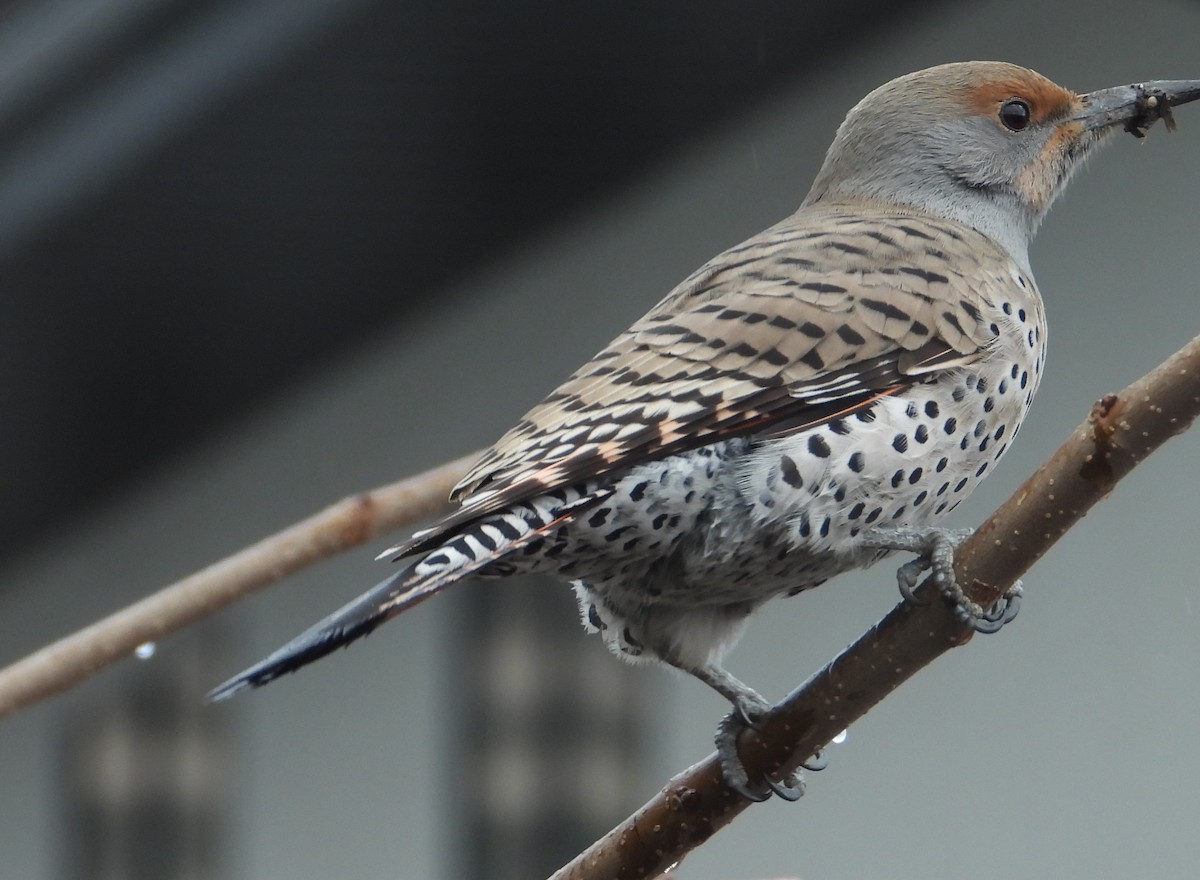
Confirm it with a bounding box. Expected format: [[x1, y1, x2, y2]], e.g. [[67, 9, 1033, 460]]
[[211, 62, 1199, 800]]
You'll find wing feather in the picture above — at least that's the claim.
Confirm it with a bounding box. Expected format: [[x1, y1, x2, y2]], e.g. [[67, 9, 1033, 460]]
[[394, 206, 1016, 558]]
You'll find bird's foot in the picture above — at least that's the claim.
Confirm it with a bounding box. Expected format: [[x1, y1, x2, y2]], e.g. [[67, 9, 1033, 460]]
[[688, 663, 823, 801], [864, 526, 1020, 633], [714, 694, 812, 802]]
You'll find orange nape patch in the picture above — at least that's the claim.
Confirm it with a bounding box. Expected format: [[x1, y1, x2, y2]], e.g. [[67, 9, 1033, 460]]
[[963, 70, 1080, 123]]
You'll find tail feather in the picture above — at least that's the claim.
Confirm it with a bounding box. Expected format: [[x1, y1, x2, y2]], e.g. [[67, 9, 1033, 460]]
[[208, 486, 615, 702], [207, 563, 431, 701]]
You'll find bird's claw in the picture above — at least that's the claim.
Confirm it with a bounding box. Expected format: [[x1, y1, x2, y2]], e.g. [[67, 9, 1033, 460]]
[[865, 526, 1019, 632], [715, 711, 772, 801], [766, 773, 806, 801], [735, 697, 766, 731], [801, 748, 829, 772], [866, 525, 971, 603], [715, 698, 821, 802], [896, 557, 931, 604], [964, 580, 1023, 633]]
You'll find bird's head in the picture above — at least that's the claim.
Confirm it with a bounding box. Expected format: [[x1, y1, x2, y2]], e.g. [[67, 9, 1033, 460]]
[[804, 61, 1200, 265]]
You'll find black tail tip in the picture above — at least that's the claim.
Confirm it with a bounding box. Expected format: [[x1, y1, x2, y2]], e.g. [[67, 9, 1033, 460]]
[[206, 679, 249, 703], [206, 661, 286, 703], [206, 646, 328, 704], [206, 617, 384, 704], [207, 675, 260, 703], [207, 568, 411, 704]]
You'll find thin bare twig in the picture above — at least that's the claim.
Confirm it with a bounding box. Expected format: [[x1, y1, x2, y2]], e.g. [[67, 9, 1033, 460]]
[[0, 452, 480, 718], [549, 329, 1200, 880]]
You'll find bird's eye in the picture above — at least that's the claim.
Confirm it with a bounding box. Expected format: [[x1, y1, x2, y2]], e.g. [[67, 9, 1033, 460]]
[[999, 98, 1032, 131]]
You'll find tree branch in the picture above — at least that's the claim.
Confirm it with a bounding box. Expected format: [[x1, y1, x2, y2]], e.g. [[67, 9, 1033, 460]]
[[548, 329, 1200, 880], [0, 453, 480, 718]]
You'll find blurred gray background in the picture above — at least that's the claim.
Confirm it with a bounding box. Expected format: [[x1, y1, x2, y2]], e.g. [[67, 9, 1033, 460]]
[[1, 0, 1198, 878]]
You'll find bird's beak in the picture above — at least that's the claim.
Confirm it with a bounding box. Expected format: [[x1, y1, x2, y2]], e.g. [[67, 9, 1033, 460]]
[[1075, 79, 1200, 136]]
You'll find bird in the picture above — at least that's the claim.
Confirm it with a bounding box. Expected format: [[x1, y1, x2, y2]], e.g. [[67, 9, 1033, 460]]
[[210, 62, 1199, 800]]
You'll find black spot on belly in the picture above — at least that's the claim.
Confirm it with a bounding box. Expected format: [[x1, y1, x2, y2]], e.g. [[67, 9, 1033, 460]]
[[780, 455, 804, 488]]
